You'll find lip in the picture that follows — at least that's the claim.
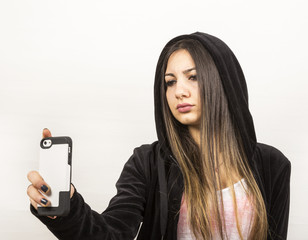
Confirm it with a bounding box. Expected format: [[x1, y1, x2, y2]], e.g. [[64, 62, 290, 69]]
[[177, 103, 193, 113]]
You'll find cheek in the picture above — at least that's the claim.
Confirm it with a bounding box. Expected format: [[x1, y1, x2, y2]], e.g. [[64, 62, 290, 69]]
[[166, 91, 177, 116], [193, 87, 201, 103], [165, 91, 172, 107]]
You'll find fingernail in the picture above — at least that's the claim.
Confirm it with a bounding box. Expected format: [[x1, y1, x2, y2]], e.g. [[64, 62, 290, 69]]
[[41, 198, 48, 205], [41, 185, 48, 193]]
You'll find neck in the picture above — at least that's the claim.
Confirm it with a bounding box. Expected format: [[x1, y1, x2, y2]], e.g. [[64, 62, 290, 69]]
[[188, 125, 242, 189], [188, 125, 200, 147]]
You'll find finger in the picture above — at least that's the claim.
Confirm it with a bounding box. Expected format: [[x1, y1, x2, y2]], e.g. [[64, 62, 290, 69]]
[[70, 184, 75, 198], [42, 128, 52, 139], [27, 184, 51, 207], [30, 198, 38, 210], [27, 170, 51, 195], [29, 187, 57, 219]]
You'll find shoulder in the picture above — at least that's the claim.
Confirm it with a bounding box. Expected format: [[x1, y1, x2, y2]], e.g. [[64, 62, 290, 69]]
[[125, 141, 160, 175], [255, 142, 290, 166], [254, 142, 291, 181], [132, 141, 159, 157]]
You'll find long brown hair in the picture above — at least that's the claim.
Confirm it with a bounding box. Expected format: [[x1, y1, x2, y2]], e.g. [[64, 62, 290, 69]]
[[160, 38, 268, 239]]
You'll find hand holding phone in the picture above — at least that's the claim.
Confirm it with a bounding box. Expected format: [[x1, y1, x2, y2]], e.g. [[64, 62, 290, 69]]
[[27, 129, 74, 217]]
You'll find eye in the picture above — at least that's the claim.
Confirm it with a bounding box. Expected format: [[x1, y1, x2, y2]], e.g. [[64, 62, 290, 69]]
[[166, 80, 176, 87], [189, 75, 197, 81]]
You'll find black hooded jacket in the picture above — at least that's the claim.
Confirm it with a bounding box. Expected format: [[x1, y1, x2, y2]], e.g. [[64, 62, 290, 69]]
[[31, 32, 291, 239]]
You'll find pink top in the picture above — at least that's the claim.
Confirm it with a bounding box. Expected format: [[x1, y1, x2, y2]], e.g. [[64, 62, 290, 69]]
[[177, 178, 255, 239]]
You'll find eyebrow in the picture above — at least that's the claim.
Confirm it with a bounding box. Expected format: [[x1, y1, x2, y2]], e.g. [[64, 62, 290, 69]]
[[165, 67, 196, 77]]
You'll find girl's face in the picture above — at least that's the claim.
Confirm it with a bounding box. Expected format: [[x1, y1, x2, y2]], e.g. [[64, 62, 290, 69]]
[[165, 49, 201, 128]]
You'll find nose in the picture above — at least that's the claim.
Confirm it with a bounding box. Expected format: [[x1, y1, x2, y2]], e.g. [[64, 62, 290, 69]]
[[175, 80, 190, 99]]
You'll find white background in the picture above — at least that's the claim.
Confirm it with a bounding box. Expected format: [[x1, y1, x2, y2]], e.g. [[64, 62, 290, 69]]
[[0, 0, 307, 239]]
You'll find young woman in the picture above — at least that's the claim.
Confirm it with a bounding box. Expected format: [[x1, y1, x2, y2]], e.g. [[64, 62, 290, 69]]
[[27, 32, 291, 239]]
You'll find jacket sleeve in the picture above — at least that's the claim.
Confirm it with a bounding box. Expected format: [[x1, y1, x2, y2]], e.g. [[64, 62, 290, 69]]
[[30, 147, 149, 240], [268, 152, 291, 240]]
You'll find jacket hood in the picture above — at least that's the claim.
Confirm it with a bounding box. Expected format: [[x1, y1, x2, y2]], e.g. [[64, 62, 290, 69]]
[[154, 32, 258, 236], [154, 31, 257, 164]]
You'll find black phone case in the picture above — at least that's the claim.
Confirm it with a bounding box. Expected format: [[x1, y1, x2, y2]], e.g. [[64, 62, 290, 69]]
[[37, 136, 72, 216]]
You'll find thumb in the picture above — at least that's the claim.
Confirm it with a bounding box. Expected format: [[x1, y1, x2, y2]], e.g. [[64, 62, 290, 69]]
[[42, 128, 52, 138]]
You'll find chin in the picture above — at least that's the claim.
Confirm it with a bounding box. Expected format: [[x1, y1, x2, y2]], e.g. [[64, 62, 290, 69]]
[[178, 118, 200, 126]]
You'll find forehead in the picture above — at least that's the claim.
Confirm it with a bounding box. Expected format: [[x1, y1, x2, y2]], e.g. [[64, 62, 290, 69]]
[[165, 49, 195, 73]]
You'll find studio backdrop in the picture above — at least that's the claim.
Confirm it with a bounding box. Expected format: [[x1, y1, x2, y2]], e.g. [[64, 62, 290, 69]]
[[0, 0, 307, 239]]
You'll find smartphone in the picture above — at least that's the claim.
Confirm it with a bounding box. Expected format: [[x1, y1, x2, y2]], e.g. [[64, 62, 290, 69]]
[[37, 136, 72, 216]]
